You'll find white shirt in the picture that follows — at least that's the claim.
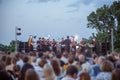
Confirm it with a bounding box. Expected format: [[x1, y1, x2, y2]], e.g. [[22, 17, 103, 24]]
[[61, 57, 68, 64], [35, 66, 44, 80], [16, 59, 24, 69], [62, 76, 75, 80]]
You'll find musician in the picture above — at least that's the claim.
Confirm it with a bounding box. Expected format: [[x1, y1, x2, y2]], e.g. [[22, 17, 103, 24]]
[[64, 36, 71, 53], [71, 37, 77, 54], [79, 39, 85, 54], [37, 37, 42, 51], [91, 38, 97, 54], [60, 37, 65, 53], [28, 35, 34, 51]]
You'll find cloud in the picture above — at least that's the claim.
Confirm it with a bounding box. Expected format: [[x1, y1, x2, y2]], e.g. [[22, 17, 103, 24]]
[[0, 0, 115, 45], [67, 0, 80, 8], [28, 0, 61, 3], [67, 0, 95, 13]]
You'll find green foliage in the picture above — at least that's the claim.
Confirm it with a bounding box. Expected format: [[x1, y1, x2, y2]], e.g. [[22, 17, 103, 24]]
[[0, 40, 16, 52], [87, 5, 114, 32], [87, 1, 120, 51]]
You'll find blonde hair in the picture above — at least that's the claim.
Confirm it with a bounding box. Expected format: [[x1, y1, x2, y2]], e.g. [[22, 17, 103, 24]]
[[101, 60, 114, 72], [43, 64, 55, 80]]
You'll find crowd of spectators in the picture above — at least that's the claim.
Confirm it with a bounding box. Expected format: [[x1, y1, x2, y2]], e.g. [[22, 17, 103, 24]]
[[0, 50, 120, 80]]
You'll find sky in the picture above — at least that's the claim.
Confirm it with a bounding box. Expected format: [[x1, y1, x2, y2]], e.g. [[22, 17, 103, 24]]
[[0, 0, 117, 45]]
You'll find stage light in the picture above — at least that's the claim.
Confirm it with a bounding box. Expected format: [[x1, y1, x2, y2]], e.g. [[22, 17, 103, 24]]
[[74, 35, 78, 41]]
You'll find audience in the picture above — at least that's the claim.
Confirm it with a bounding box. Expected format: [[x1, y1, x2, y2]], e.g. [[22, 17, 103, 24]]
[[1, 46, 120, 80]]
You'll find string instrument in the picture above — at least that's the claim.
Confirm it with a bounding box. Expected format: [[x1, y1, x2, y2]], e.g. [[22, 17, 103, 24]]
[[28, 37, 34, 46]]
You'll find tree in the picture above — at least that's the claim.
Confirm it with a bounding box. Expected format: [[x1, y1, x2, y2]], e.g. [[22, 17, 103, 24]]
[[110, 1, 120, 51], [87, 1, 120, 51]]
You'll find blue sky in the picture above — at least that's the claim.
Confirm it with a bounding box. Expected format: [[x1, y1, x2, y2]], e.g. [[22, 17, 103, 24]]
[[0, 0, 116, 45]]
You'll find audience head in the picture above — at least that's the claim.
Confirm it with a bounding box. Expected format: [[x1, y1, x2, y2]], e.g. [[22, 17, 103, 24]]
[[97, 56, 105, 64], [79, 72, 91, 80], [38, 58, 47, 68], [81, 62, 91, 73], [78, 54, 85, 65], [66, 65, 78, 79], [111, 69, 120, 80], [23, 55, 29, 63], [25, 69, 39, 80], [20, 63, 34, 80], [51, 59, 60, 76], [101, 60, 114, 72], [43, 64, 55, 80], [5, 56, 11, 66]]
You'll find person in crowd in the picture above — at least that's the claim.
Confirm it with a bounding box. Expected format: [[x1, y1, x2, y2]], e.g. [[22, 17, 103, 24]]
[[5, 56, 12, 71], [30, 56, 37, 67], [42, 64, 56, 80], [0, 61, 11, 80], [19, 63, 34, 80], [62, 65, 78, 80], [25, 69, 39, 80], [79, 72, 91, 80], [79, 39, 86, 54], [96, 60, 114, 80], [111, 69, 120, 80], [13, 65, 21, 80], [78, 54, 86, 65], [36, 51, 43, 66], [16, 53, 24, 69], [60, 37, 65, 53], [64, 36, 71, 53], [77, 60, 93, 78], [35, 58, 47, 80], [92, 56, 105, 77], [91, 54, 98, 65], [63, 55, 74, 71], [61, 52, 68, 64], [51, 59, 63, 80], [56, 53, 65, 67]]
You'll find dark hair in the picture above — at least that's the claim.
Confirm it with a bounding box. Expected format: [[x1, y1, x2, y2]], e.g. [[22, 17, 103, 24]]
[[0, 61, 10, 80], [13, 65, 21, 72], [111, 69, 120, 80], [19, 63, 34, 80], [66, 65, 78, 76], [67, 36, 69, 39], [51, 59, 60, 76], [23, 56, 29, 63], [56, 53, 62, 59], [38, 52, 43, 58], [80, 72, 91, 80]]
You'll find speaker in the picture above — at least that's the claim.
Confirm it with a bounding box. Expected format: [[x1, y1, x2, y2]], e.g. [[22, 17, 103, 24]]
[[18, 42, 29, 52], [101, 42, 110, 55]]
